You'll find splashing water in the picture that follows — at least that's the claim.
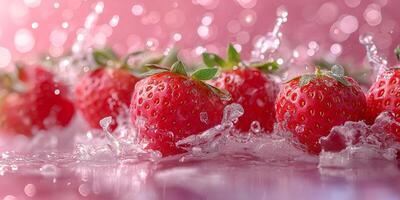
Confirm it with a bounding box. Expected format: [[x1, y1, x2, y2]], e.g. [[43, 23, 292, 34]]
[[251, 7, 288, 61], [359, 34, 389, 81]]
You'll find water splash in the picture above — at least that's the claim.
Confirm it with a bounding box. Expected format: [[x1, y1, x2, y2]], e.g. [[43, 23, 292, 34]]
[[100, 117, 122, 157], [251, 7, 288, 61], [359, 34, 389, 81], [54, 1, 108, 84], [319, 112, 400, 168]]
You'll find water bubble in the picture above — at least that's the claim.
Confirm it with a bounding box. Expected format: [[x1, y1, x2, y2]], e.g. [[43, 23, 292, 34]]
[[52, 2, 61, 9], [24, 184, 36, 197], [364, 4, 382, 26], [250, 121, 261, 134], [331, 65, 345, 77], [109, 15, 120, 27], [31, 22, 39, 29], [295, 125, 305, 133], [61, 22, 69, 29], [94, 2, 104, 14], [79, 183, 91, 197], [131, 4, 144, 16], [200, 112, 209, 124], [339, 15, 359, 34], [14, 29, 35, 53], [330, 43, 342, 55]]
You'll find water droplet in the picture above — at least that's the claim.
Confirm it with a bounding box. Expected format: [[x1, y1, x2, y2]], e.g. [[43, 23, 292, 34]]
[[331, 65, 345, 77], [109, 15, 120, 27], [250, 121, 261, 134], [200, 112, 208, 124], [295, 125, 305, 133]]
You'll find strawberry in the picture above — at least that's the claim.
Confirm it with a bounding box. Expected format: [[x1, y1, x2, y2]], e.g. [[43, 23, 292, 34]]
[[275, 66, 366, 154], [0, 65, 75, 135], [365, 46, 400, 139], [75, 49, 139, 130], [202, 44, 279, 132], [130, 61, 225, 156]]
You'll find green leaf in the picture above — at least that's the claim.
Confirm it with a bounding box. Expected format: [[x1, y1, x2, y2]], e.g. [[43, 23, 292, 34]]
[[171, 61, 187, 76], [160, 47, 178, 67], [141, 69, 168, 77], [299, 74, 315, 87], [144, 64, 169, 71], [122, 50, 147, 68], [191, 68, 219, 80], [227, 44, 241, 65], [252, 61, 279, 73], [206, 84, 232, 101], [395, 46, 400, 61], [202, 53, 225, 68], [93, 48, 118, 66]]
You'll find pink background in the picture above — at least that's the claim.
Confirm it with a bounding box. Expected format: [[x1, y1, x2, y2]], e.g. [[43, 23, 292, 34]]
[[0, 0, 399, 68]]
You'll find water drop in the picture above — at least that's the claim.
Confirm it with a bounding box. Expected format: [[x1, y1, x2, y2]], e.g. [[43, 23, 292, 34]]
[[250, 121, 261, 134], [200, 112, 209, 124], [331, 65, 345, 77]]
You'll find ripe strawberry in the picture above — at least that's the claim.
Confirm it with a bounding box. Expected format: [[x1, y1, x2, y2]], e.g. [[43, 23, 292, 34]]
[[202, 44, 279, 132], [365, 46, 400, 139], [0, 65, 75, 135], [75, 48, 179, 130], [130, 61, 225, 156], [275, 66, 366, 154], [75, 68, 139, 130]]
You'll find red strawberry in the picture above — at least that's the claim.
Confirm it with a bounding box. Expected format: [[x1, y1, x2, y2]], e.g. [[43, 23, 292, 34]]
[[0, 65, 75, 135], [75, 68, 139, 130], [365, 46, 400, 139], [275, 66, 366, 154], [130, 61, 224, 156], [202, 44, 279, 132]]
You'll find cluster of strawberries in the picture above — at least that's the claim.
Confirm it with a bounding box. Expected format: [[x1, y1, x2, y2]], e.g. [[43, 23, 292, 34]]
[[1, 45, 400, 157]]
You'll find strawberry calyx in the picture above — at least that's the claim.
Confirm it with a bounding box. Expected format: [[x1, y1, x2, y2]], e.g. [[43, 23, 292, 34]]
[[143, 60, 231, 101], [395, 45, 400, 62], [202, 43, 279, 73], [92, 47, 178, 74], [296, 65, 351, 87]]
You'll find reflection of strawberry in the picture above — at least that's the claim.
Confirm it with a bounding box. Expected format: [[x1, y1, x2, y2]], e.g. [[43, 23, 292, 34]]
[[202, 44, 279, 132], [366, 47, 400, 139], [0, 66, 75, 135], [275, 66, 366, 154], [130, 61, 224, 156]]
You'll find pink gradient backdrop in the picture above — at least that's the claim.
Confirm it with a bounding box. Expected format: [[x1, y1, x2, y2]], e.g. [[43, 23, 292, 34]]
[[0, 0, 399, 67]]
